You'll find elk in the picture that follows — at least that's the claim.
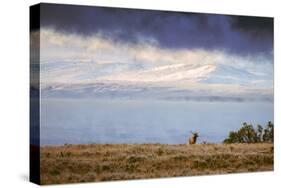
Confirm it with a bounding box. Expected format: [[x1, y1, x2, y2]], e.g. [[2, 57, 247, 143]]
[[188, 131, 199, 145]]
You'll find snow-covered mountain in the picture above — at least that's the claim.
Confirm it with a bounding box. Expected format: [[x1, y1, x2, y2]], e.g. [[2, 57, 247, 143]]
[[39, 60, 273, 102], [96, 64, 216, 83], [201, 64, 272, 86]]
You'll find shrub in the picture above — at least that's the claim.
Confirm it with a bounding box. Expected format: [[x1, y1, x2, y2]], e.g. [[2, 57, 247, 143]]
[[223, 121, 273, 144]]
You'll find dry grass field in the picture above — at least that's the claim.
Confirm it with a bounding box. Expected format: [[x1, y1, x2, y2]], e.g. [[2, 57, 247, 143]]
[[40, 143, 273, 185]]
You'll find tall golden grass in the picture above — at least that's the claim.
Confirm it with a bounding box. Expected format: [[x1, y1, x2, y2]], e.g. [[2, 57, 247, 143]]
[[40, 143, 273, 185]]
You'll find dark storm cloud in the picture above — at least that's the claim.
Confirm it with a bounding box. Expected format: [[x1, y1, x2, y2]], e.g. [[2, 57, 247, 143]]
[[38, 3, 273, 56]]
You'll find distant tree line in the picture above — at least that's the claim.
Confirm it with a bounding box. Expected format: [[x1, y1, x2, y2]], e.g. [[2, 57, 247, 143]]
[[223, 121, 274, 144]]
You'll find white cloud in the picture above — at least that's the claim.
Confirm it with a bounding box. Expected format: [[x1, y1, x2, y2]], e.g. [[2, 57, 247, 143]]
[[40, 27, 225, 65]]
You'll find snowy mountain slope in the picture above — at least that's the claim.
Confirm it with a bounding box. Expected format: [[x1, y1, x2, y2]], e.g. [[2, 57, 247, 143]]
[[200, 64, 272, 86], [39, 60, 273, 101]]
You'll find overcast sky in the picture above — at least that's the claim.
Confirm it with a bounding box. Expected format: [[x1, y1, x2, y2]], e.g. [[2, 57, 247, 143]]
[[33, 3, 274, 101], [36, 3, 273, 56]]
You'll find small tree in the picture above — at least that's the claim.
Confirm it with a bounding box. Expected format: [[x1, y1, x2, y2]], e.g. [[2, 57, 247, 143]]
[[237, 123, 258, 143], [257, 124, 263, 142], [263, 121, 274, 142]]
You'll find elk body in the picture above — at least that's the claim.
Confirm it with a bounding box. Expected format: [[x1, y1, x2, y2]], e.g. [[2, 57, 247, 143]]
[[188, 132, 199, 145]]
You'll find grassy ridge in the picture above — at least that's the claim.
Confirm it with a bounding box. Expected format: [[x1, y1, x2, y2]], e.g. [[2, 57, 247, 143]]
[[40, 143, 273, 185]]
